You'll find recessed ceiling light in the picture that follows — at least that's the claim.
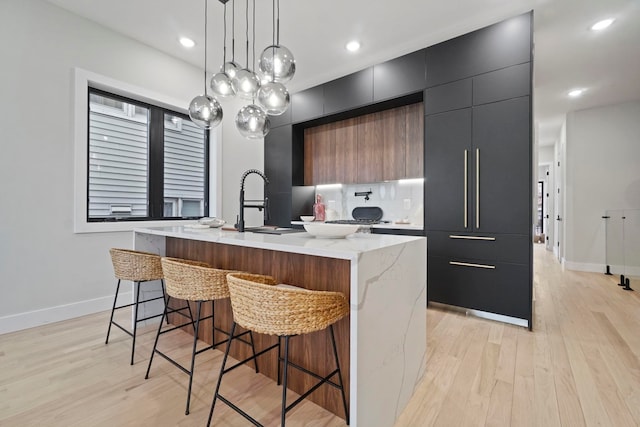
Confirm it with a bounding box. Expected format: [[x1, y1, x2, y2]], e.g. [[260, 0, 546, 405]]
[[591, 18, 614, 31], [179, 37, 195, 48], [568, 88, 585, 98], [346, 40, 361, 52]]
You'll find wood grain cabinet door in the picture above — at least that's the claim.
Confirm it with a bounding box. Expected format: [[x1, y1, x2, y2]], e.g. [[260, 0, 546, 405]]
[[334, 118, 358, 184]]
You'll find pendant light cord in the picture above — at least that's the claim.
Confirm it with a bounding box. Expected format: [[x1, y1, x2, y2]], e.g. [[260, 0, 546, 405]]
[[222, 2, 227, 65], [252, 0, 256, 71], [276, 0, 280, 45], [244, 0, 249, 68], [231, 0, 235, 62], [203, 0, 208, 94]]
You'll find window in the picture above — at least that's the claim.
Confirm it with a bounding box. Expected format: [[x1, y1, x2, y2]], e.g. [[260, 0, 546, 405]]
[[87, 88, 208, 221]]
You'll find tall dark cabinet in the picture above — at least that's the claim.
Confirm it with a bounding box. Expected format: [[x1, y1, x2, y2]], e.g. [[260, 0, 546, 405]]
[[264, 11, 534, 327], [424, 14, 533, 327]]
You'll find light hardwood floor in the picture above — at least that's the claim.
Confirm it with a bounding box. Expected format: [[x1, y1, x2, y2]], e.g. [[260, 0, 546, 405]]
[[1, 245, 639, 426]]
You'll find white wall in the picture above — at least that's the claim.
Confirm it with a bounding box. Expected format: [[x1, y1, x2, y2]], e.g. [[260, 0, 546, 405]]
[[0, 0, 263, 333], [563, 100, 640, 272]]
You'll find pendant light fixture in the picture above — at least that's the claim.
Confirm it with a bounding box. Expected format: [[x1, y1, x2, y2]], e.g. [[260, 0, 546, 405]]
[[257, 0, 290, 115], [210, 0, 235, 98], [188, 0, 223, 129], [232, 0, 261, 100], [258, 0, 295, 84], [235, 0, 270, 138]]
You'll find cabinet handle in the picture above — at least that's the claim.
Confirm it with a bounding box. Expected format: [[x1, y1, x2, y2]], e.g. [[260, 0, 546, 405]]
[[449, 235, 496, 241], [449, 261, 495, 269], [476, 148, 480, 229], [464, 149, 468, 229]]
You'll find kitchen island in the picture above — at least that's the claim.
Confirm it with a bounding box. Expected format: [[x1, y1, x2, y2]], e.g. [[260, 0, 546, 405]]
[[134, 226, 426, 427]]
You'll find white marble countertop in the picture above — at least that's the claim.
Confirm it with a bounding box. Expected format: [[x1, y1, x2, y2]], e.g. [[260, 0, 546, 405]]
[[134, 226, 424, 261], [290, 220, 423, 231]]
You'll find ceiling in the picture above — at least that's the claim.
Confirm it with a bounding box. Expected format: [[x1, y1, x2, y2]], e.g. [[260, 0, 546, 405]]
[[45, 0, 640, 147]]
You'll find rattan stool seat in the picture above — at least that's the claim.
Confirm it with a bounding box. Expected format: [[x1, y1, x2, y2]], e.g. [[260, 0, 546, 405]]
[[145, 258, 258, 416], [207, 272, 350, 426], [106, 248, 167, 365]]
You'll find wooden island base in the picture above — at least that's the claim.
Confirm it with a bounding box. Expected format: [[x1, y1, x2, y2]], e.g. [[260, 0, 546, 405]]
[[166, 237, 351, 418]]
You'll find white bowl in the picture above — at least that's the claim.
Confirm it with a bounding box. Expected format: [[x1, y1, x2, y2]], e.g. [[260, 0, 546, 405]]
[[300, 215, 315, 222], [303, 223, 359, 238], [198, 217, 226, 228]]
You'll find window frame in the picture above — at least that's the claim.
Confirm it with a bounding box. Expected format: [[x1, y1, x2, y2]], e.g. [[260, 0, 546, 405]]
[[73, 68, 222, 233]]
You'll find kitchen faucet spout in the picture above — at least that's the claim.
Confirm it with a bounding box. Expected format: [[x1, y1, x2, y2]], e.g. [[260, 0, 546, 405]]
[[236, 169, 269, 232]]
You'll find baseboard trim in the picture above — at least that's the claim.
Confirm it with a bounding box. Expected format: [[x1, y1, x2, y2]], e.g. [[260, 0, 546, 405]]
[[563, 261, 605, 273], [0, 292, 131, 335], [428, 301, 529, 328]]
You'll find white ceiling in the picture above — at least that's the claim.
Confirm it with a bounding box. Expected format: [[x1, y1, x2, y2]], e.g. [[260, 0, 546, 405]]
[[46, 0, 640, 146]]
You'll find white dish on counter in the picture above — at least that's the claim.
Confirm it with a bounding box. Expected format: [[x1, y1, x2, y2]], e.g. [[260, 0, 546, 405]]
[[300, 215, 315, 222], [303, 223, 359, 238], [198, 217, 226, 227]]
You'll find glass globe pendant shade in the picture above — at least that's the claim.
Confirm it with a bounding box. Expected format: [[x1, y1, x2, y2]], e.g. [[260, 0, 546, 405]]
[[222, 61, 241, 80], [232, 69, 261, 100], [259, 45, 296, 83], [188, 94, 223, 129], [257, 81, 290, 116], [210, 72, 236, 98], [235, 104, 270, 139]]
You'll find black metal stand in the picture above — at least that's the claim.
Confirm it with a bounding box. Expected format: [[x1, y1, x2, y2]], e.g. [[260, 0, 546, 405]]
[[618, 274, 626, 287], [605, 265, 612, 275], [623, 278, 634, 291], [208, 323, 349, 427], [105, 279, 167, 365], [145, 298, 258, 415]]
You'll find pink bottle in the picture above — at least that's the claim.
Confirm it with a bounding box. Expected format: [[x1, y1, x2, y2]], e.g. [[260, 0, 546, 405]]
[[313, 194, 326, 222]]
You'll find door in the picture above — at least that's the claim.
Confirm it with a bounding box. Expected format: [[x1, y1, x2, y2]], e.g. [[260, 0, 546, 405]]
[[424, 108, 472, 232], [472, 96, 531, 235], [554, 159, 563, 262]]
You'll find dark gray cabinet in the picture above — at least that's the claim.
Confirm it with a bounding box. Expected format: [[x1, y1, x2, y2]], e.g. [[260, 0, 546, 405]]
[[473, 96, 531, 235], [427, 255, 530, 320], [291, 86, 324, 123], [425, 12, 532, 87], [264, 125, 293, 227], [424, 31, 532, 326], [425, 98, 531, 235], [373, 50, 426, 102], [323, 68, 373, 115], [424, 108, 471, 232]]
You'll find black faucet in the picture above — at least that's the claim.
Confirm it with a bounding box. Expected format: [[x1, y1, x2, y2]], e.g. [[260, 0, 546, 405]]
[[235, 169, 269, 232]]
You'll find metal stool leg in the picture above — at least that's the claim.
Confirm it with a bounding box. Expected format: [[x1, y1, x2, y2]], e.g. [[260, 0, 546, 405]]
[[105, 279, 121, 344], [330, 324, 350, 425], [207, 321, 237, 427], [249, 330, 259, 374], [185, 301, 202, 415], [145, 296, 171, 379], [281, 335, 290, 427], [130, 280, 142, 365], [277, 336, 282, 385]]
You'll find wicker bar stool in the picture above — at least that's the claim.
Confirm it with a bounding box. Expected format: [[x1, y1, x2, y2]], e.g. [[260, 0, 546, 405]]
[[145, 257, 259, 416], [207, 272, 350, 427], [107, 248, 168, 365]]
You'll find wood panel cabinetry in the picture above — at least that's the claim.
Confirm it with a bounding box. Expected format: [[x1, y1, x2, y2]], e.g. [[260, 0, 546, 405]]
[[304, 103, 423, 185]]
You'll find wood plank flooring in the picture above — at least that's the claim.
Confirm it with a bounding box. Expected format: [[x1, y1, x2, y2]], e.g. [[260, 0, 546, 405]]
[[1, 245, 639, 426]]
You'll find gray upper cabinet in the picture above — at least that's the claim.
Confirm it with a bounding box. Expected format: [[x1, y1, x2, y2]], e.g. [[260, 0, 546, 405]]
[[424, 78, 472, 115], [268, 103, 292, 128], [473, 62, 531, 105], [323, 68, 374, 115], [426, 12, 532, 87], [373, 50, 426, 102], [292, 86, 324, 123]]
